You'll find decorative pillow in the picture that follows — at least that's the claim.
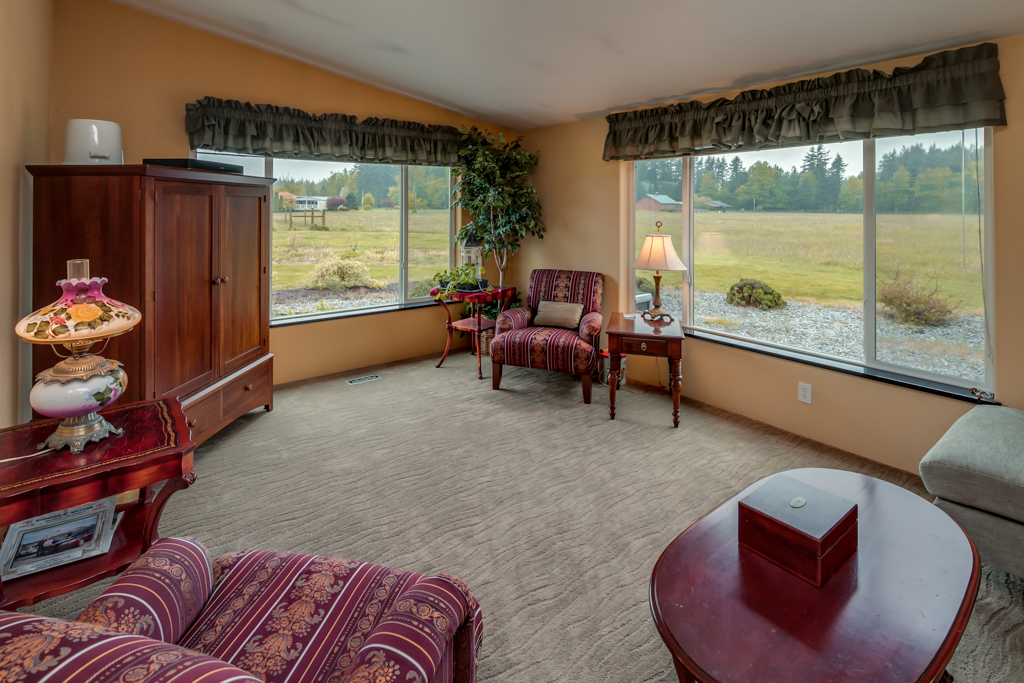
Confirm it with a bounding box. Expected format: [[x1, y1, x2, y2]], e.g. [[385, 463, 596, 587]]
[[534, 300, 584, 329]]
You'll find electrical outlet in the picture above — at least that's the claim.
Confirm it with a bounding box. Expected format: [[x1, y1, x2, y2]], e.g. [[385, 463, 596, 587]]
[[798, 382, 812, 404]]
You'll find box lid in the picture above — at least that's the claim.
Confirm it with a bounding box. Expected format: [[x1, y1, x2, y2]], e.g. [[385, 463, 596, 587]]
[[738, 474, 857, 556]]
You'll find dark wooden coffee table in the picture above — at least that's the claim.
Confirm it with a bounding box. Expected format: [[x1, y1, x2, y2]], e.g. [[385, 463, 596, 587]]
[[651, 468, 980, 683]]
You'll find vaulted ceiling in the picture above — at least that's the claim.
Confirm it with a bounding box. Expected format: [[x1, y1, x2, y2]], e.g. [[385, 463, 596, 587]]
[[114, 0, 1024, 130]]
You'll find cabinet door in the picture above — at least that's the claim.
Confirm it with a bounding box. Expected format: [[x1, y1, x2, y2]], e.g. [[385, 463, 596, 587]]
[[218, 185, 268, 375], [152, 181, 217, 399]]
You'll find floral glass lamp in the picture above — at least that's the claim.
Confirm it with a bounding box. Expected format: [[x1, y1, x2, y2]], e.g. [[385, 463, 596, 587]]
[[633, 221, 687, 323], [16, 259, 141, 453]]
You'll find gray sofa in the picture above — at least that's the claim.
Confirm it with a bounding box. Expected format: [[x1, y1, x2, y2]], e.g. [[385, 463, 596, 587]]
[[919, 405, 1024, 578]]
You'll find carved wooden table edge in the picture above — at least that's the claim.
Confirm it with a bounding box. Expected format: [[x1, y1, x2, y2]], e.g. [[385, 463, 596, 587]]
[[0, 397, 196, 610]]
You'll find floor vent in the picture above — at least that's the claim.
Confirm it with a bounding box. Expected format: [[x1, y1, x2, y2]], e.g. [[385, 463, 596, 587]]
[[346, 374, 382, 385]]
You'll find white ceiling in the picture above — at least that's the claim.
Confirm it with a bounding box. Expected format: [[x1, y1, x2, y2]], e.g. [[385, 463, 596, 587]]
[[114, 0, 1024, 130]]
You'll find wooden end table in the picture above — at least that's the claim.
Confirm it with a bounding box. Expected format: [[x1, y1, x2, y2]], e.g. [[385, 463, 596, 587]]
[[434, 285, 516, 379], [651, 468, 980, 683], [606, 312, 685, 426], [0, 398, 195, 609]]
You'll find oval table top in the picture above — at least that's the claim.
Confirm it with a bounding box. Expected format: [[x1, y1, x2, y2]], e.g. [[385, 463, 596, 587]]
[[650, 468, 980, 683]]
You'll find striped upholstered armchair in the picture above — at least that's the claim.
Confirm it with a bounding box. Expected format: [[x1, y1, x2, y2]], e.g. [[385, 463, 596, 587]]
[[490, 269, 604, 403], [1, 537, 482, 683]]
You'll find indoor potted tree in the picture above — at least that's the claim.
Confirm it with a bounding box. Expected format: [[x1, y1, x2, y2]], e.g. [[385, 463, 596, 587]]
[[452, 126, 545, 287]]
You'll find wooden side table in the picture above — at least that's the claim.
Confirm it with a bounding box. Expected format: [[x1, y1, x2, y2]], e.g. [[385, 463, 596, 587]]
[[434, 285, 516, 379], [606, 312, 685, 427], [0, 398, 195, 609]]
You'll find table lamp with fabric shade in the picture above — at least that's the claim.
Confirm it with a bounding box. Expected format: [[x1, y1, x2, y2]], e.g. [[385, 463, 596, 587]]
[[15, 259, 141, 453], [633, 221, 687, 323]]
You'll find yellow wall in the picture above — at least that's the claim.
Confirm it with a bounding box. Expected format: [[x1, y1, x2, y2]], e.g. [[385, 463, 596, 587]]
[[518, 37, 1024, 473], [46, 0, 512, 385], [0, 0, 52, 426]]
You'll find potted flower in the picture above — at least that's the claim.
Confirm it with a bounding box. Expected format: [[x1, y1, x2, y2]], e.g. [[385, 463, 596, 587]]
[[432, 265, 490, 300]]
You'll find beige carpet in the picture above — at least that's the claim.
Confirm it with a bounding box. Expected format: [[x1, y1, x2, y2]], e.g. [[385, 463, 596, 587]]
[[25, 351, 1024, 682]]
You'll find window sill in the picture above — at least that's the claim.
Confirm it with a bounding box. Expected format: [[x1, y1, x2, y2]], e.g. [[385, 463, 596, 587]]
[[685, 329, 997, 405], [270, 300, 437, 328]]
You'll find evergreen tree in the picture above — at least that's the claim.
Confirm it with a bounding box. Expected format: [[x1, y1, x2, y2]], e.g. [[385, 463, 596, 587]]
[[821, 155, 847, 210]]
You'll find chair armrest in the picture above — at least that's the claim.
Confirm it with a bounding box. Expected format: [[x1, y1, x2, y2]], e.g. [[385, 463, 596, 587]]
[[495, 307, 532, 335], [343, 574, 483, 683], [579, 312, 603, 346], [75, 537, 212, 645], [0, 612, 259, 682]]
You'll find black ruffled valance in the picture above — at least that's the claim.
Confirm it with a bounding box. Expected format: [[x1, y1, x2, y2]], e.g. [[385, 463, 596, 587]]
[[186, 97, 463, 166], [604, 43, 1006, 161]]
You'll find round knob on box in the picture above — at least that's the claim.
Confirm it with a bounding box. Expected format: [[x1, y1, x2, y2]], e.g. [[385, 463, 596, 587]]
[[790, 496, 807, 508]]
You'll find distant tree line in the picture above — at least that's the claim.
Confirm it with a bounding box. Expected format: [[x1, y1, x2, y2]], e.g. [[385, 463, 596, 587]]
[[635, 139, 983, 214], [272, 164, 449, 212]]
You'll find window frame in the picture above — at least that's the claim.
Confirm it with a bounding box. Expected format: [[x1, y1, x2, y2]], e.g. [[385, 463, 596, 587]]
[[192, 150, 456, 326], [630, 129, 995, 393]]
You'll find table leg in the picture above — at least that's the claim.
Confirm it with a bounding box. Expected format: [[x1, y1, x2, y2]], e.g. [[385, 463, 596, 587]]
[[436, 299, 454, 368], [670, 357, 682, 428], [672, 658, 699, 683], [938, 671, 954, 683], [476, 302, 484, 380], [609, 351, 620, 420]]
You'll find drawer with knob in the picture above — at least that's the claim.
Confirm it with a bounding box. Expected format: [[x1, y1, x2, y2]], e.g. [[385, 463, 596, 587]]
[[619, 336, 669, 356], [182, 391, 221, 444], [222, 359, 272, 419]]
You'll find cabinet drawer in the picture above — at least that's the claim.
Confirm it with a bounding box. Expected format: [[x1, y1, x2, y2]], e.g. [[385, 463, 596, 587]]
[[619, 336, 668, 356], [222, 359, 272, 419], [182, 391, 221, 444]]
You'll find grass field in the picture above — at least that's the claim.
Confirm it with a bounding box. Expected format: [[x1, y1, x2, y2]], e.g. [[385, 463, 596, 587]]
[[272, 209, 450, 292], [636, 210, 985, 313]]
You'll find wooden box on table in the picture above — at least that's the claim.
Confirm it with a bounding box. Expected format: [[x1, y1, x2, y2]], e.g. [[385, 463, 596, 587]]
[[737, 473, 858, 587]]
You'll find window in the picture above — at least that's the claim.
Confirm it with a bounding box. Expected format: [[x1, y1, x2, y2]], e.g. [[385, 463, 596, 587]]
[[196, 151, 454, 322], [632, 129, 992, 388]]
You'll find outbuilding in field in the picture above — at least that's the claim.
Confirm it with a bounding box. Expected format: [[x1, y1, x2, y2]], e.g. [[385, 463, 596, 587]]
[[635, 194, 682, 212]]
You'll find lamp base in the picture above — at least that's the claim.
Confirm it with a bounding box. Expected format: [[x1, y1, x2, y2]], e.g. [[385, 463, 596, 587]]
[[641, 308, 675, 324], [38, 411, 122, 454]]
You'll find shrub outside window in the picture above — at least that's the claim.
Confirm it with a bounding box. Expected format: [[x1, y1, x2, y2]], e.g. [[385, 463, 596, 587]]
[[196, 152, 454, 322], [632, 129, 992, 389]]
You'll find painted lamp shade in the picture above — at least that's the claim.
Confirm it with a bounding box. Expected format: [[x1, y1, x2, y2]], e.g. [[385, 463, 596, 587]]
[[29, 367, 126, 419], [15, 276, 140, 345]]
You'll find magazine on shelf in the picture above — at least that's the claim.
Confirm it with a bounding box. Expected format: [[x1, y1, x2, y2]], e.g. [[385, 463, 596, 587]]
[[0, 496, 117, 581]]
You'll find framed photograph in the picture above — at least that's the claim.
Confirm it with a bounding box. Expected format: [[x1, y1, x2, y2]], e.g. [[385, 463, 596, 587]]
[[0, 497, 117, 581]]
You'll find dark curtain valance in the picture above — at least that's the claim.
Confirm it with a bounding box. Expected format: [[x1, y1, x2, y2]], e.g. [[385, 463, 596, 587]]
[[604, 43, 1006, 161], [186, 97, 463, 166]]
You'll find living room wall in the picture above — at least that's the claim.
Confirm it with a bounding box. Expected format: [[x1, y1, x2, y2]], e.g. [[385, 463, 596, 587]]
[[45, 0, 512, 387], [517, 36, 1024, 473], [0, 0, 52, 426]]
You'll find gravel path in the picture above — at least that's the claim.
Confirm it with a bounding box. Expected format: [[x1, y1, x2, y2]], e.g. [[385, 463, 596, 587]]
[[661, 291, 985, 381]]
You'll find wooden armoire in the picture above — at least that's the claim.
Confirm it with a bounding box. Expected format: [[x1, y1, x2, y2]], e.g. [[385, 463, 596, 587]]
[[28, 165, 274, 446]]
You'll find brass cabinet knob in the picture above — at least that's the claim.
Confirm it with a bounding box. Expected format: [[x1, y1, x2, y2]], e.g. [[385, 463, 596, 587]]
[[641, 342, 647, 351]]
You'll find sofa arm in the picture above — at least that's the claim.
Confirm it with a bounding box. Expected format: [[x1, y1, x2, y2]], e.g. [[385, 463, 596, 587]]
[[579, 312, 603, 346], [343, 574, 483, 683], [75, 537, 212, 645], [0, 612, 259, 683], [495, 307, 532, 335]]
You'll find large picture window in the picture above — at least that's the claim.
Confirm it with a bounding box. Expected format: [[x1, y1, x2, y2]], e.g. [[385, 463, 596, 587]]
[[197, 151, 454, 322], [632, 129, 992, 388]]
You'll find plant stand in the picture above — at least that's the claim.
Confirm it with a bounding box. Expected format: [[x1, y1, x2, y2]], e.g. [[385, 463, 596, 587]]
[[433, 286, 516, 379]]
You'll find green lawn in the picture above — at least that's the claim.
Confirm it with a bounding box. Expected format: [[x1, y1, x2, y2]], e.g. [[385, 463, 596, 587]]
[[636, 210, 985, 312], [272, 209, 450, 291]]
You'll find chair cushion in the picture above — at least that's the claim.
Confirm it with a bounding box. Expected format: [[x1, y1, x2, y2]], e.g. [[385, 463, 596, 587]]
[[0, 612, 259, 682], [75, 536, 212, 644], [178, 550, 480, 683], [534, 300, 584, 329], [920, 405, 1024, 524], [490, 327, 597, 375]]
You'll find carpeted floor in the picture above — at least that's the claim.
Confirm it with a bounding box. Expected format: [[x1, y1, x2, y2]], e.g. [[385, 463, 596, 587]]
[[25, 351, 1024, 682]]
